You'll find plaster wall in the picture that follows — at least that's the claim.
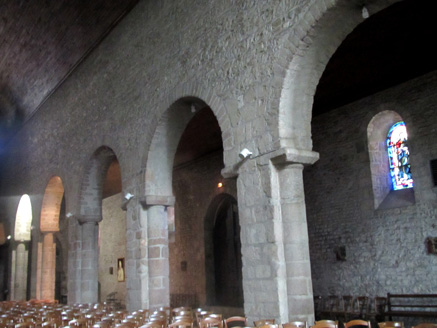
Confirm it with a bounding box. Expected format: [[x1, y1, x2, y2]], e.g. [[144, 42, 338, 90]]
[[99, 193, 126, 307]]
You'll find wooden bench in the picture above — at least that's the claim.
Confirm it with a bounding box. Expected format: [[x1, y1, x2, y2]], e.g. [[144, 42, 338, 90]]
[[384, 293, 437, 320]]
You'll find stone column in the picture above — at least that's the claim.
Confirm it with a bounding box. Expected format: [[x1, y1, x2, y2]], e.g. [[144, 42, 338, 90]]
[[224, 147, 318, 324], [272, 148, 319, 324], [124, 197, 148, 311], [67, 215, 82, 304], [36, 241, 42, 299], [141, 195, 173, 310], [40, 232, 56, 300], [14, 242, 29, 300], [231, 159, 289, 324], [78, 217, 100, 304]]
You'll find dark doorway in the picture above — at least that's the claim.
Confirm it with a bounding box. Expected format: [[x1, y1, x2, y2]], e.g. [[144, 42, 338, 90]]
[[212, 195, 243, 307]]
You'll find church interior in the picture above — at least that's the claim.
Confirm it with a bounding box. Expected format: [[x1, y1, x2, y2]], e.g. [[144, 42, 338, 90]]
[[0, 0, 437, 327]]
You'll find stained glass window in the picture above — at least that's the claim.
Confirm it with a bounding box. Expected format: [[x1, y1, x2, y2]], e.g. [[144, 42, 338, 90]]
[[387, 121, 413, 190]]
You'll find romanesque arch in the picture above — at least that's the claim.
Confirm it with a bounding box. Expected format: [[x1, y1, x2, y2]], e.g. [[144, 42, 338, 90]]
[[75, 146, 121, 304], [135, 96, 229, 310], [277, 0, 400, 151]]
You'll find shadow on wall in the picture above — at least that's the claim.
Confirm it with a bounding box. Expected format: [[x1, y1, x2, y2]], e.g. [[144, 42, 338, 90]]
[[0, 85, 25, 150]]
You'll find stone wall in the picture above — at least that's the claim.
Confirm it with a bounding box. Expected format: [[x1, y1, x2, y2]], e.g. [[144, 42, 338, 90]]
[[0, 0, 404, 320], [171, 150, 238, 307], [304, 70, 437, 305]]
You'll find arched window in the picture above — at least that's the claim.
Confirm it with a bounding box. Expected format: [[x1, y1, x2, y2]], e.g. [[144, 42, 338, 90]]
[[387, 121, 413, 190], [368, 111, 415, 209]]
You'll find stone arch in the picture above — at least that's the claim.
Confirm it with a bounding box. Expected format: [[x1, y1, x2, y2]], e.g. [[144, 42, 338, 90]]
[[76, 145, 121, 304], [277, 0, 400, 151], [145, 96, 227, 197], [12, 194, 32, 300], [141, 96, 229, 310], [204, 193, 242, 307], [79, 146, 118, 221], [37, 176, 65, 301]]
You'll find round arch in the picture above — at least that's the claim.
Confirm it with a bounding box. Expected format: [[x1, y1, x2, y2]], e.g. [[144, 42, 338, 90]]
[[367, 110, 415, 209], [277, 0, 400, 151], [145, 96, 226, 197], [76, 145, 122, 304], [79, 146, 119, 221]]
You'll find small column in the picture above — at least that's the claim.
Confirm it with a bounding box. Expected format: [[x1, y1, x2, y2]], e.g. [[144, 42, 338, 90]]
[[78, 216, 100, 304], [40, 232, 56, 300]]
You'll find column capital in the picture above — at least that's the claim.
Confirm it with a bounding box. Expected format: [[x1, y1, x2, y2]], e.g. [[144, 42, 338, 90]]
[[139, 195, 175, 208], [221, 147, 319, 177], [77, 215, 101, 225], [270, 147, 319, 166]]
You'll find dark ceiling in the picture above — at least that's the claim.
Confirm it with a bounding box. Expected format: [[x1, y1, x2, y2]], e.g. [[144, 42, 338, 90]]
[[0, 0, 435, 157], [313, 0, 437, 115], [0, 0, 138, 146]]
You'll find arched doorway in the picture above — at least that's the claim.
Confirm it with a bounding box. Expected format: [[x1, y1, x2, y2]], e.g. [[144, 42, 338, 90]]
[[205, 194, 243, 308]]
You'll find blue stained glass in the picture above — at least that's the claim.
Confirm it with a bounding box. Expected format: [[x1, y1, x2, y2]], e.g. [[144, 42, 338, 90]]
[[386, 121, 413, 190]]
